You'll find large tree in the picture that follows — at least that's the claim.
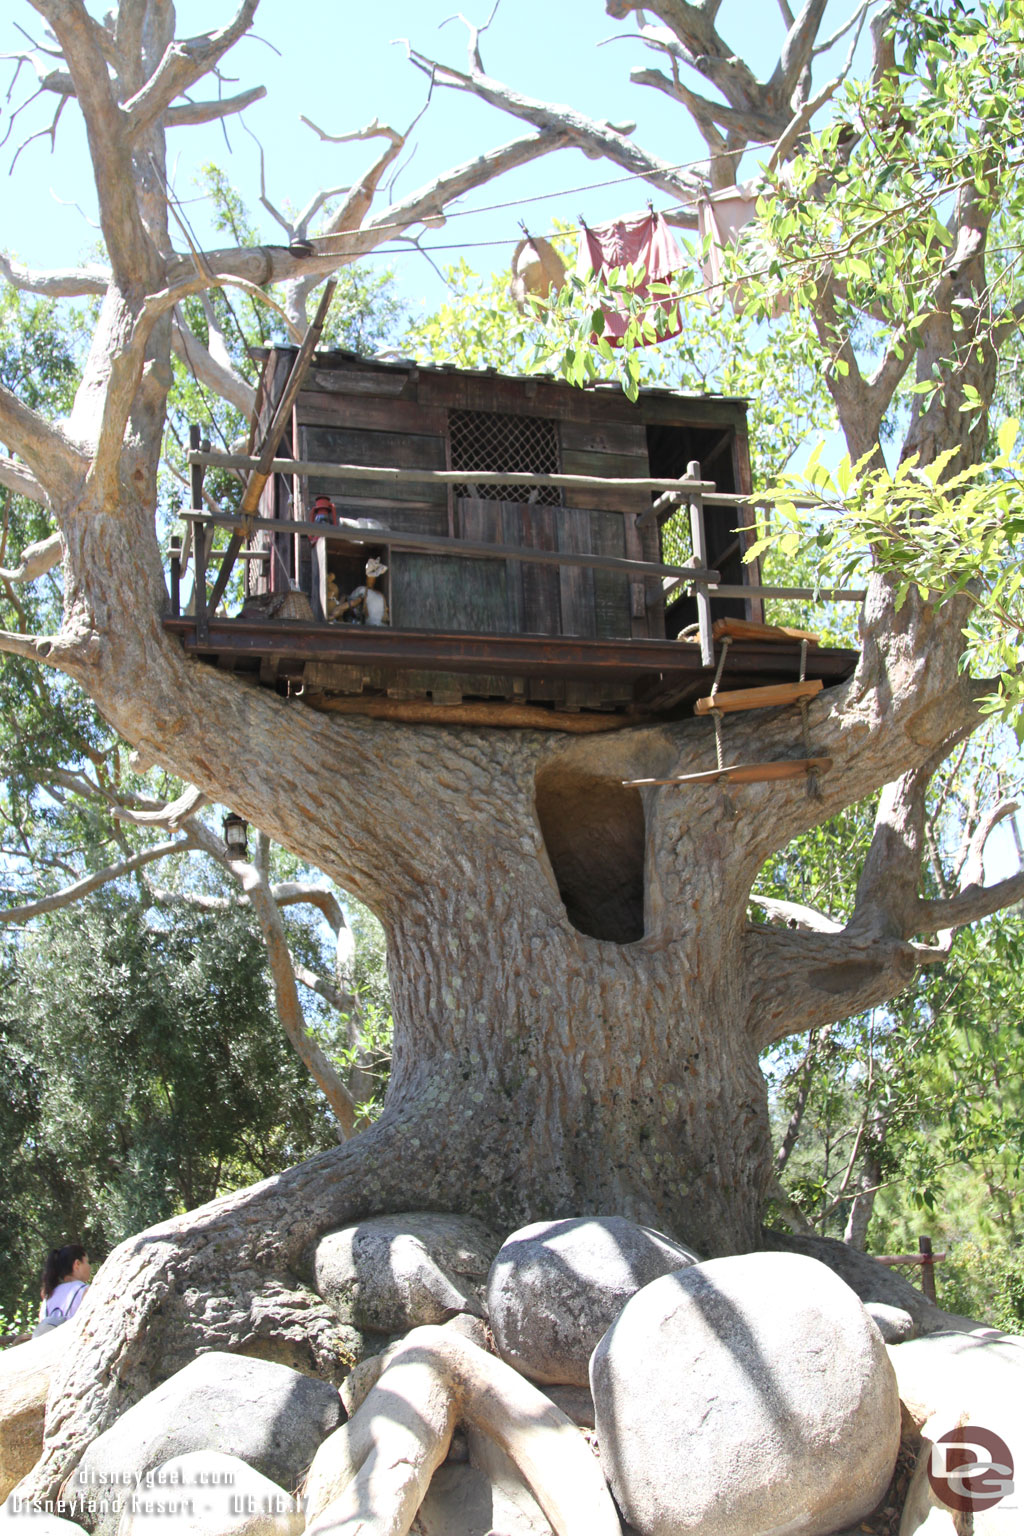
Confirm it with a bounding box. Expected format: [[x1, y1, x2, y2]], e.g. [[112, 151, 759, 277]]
[[3, 0, 1024, 1500]]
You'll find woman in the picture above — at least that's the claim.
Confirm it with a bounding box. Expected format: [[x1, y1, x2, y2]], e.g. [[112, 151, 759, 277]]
[[38, 1243, 91, 1327]]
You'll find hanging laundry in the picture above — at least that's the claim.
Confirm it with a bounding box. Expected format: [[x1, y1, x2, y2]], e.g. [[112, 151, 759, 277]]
[[697, 182, 789, 317], [509, 234, 567, 312], [575, 209, 686, 346]]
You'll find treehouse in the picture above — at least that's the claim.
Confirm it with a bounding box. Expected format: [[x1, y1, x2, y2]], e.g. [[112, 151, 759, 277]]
[[166, 348, 860, 727]]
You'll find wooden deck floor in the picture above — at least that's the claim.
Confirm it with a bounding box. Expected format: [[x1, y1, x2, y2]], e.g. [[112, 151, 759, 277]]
[[165, 618, 859, 713]]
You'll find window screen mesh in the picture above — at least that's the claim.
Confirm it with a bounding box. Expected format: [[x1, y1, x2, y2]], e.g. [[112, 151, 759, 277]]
[[448, 409, 561, 504]]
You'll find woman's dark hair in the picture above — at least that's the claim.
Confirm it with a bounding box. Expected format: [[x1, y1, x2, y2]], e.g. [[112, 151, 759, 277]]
[[40, 1243, 87, 1299]]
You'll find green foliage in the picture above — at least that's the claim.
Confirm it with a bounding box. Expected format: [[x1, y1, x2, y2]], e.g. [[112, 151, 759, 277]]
[[0, 892, 342, 1318], [749, 421, 1024, 729]]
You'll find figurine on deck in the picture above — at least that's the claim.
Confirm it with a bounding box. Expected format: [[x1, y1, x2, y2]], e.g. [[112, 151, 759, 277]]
[[332, 557, 390, 626]]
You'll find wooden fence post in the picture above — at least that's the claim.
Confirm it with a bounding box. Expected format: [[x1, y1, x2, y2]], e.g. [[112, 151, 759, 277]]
[[919, 1235, 937, 1302]]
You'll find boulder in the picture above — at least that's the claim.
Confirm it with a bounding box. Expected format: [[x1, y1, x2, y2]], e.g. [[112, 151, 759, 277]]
[[868, 1303, 918, 1344], [0, 1328, 69, 1500], [890, 1331, 1024, 1536], [67, 1352, 341, 1536], [487, 1216, 699, 1387], [591, 1251, 901, 1536], [115, 1451, 303, 1536], [313, 1213, 501, 1335]]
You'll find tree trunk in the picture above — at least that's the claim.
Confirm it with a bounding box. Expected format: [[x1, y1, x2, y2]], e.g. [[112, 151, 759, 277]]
[[12, 465, 978, 1504]]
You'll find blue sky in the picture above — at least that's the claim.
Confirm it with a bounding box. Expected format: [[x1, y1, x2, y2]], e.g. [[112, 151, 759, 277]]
[[1, 1, 838, 313]]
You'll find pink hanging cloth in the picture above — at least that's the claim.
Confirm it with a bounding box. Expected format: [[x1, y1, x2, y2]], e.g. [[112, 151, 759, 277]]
[[575, 209, 686, 346]]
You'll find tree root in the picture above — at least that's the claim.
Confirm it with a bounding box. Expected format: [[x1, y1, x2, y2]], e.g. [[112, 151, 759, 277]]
[[15, 1116, 428, 1506], [302, 1323, 622, 1536]]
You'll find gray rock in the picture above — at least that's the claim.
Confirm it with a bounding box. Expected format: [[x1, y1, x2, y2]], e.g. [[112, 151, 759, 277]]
[[115, 1452, 302, 1536], [890, 1331, 1023, 1536], [591, 1250, 901, 1536], [68, 1352, 341, 1536], [313, 1213, 501, 1335], [868, 1302, 918, 1343], [487, 1216, 699, 1387]]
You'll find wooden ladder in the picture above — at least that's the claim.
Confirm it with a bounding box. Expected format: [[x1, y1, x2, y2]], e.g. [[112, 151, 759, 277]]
[[625, 634, 833, 790]]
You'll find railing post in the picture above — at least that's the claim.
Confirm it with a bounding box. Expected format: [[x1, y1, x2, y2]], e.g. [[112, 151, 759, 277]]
[[687, 458, 714, 666], [918, 1235, 937, 1302], [169, 537, 181, 618]]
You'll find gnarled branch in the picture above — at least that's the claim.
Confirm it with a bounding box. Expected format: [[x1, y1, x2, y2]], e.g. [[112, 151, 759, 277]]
[[120, 0, 260, 140]]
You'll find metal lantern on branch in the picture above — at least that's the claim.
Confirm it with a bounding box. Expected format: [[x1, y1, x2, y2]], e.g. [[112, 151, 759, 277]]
[[222, 812, 248, 856]]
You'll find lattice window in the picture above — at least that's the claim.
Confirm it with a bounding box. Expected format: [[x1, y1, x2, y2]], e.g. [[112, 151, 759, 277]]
[[448, 409, 561, 504]]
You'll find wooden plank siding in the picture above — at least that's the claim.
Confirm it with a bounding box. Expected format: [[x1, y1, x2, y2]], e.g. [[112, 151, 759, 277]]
[[243, 348, 754, 709]]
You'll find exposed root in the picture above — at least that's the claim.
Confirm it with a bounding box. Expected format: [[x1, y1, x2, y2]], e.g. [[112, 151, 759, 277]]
[[15, 1116, 424, 1505], [303, 1324, 622, 1536]]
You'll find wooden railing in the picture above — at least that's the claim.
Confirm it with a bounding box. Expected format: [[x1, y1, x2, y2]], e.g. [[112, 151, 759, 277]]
[[176, 444, 865, 659]]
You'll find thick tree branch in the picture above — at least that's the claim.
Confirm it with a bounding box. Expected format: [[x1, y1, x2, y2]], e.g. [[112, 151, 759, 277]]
[[0, 457, 48, 506], [120, 1, 260, 140], [164, 83, 266, 128], [30, 0, 154, 289], [749, 894, 843, 933], [0, 251, 109, 297], [916, 800, 1023, 935], [171, 316, 256, 417], [0, 382, 84, 501], [747, 924, 920, 1046]]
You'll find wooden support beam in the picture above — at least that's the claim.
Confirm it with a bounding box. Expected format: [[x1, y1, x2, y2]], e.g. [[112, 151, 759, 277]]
[[205, 531, 245, 619], [624, 757, 833, 789], [687, 460, 714, 668], [237, 280, 337, 522], [179, 511, 720, 589], [694, 679, 823, 716]]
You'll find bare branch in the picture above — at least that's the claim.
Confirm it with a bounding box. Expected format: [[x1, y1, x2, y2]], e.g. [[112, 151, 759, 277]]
[[771, 0, 829, 110], [223, 852, 359, 1135], [0, 835, 190, 925], [164, 83, 266, 128], [916, 800, 1024, 935], [0, 251, 109, 298], [292, 958, 359, 1017], [171, 314, 256, 417], [0, 381, 85, 501], [120, 1, 260, 140], [402, 42, 702, 198], [0, 456, 48, 506], [0, 530, 62, 582], [746, 923, 920, 1046], [112, 783, 209, 830], [749, 894, 843, 933]]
